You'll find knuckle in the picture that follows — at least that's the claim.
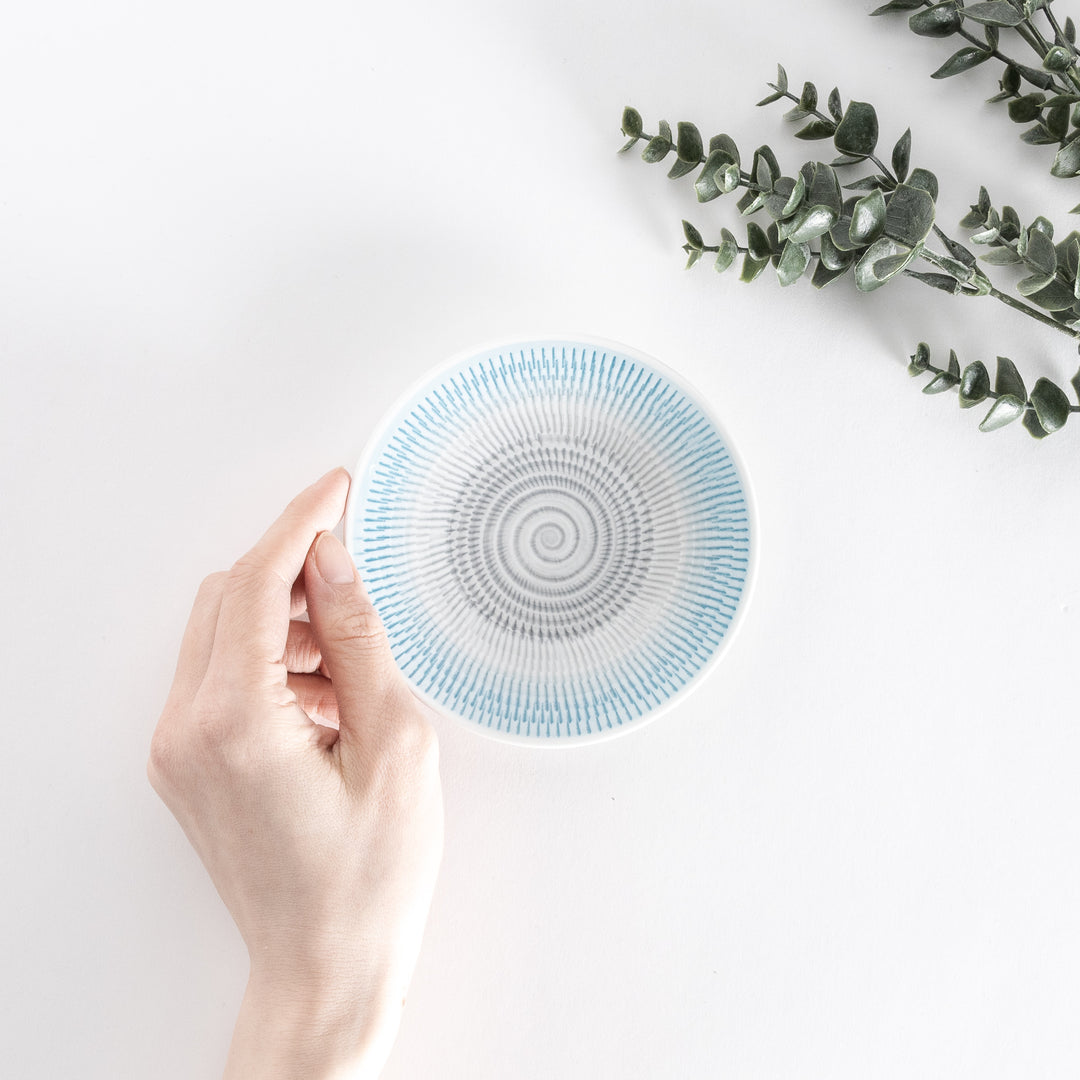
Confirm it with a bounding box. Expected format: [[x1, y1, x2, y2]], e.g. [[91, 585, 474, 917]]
[[333, 604, 389, 652], [198, 570, 228, 597]]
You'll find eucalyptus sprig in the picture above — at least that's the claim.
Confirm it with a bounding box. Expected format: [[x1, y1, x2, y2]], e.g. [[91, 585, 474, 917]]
[[871, 0, 1080, 183], [619, 64, 1080, 437]]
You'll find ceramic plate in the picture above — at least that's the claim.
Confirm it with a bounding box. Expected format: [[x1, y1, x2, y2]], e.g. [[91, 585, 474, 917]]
[[345, 337, 755, 746]]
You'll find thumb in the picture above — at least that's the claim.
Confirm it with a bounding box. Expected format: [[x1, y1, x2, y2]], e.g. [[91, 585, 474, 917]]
[[304, 530, 404, 744]]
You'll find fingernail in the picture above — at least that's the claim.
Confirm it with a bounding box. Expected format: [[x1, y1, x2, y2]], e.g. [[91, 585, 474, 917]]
[[315, 532, 357, 584]]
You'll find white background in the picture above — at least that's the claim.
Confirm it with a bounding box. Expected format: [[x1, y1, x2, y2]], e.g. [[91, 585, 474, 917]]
[[4, 1, 1080, 1076]]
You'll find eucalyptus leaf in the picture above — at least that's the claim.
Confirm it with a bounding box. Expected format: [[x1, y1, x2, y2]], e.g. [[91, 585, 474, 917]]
[[962, 1, 1024, 26], [621, 107, 644, 139], [776, 240, 812, 285], [1051, 135, 1080, 178], [1030, 376, 1071, 431], [668, 157, 699, 179], [854, 236, 919, 291], [1043, 46, 1073, 72], [979, 394, 1026, 431], [834, 101, 879, 157], [1014, 64, 1055, 90], [1008, 93, 1046, 123], [740, 252, 771, 282], [715, 229, 739, 273], [1023, 227, 1057, 276], [795, 119, 838, 140], [677, 121, 704, 164], [923, 369, 960, 393], [818, 231, 855, 271], [960, 360, 991, 405], [642, 135, 672, 163], [694, 150, 728, 201], [682, 220, 705, 250], [906, 168, 940, 200], [807, 162, 843, 214], [892, 128, 912, 182], [979, 246, 1023, 264], [811, 262, 850, 288], [905, 270, 962, 292], [932, 47, 992, 79], [785, 204, 838, 244], [909, 3, 963, 37], [746, 221, 773, 261], [850, 188, 887, 245], [908, 341, 932, 373], [827, 88, 844, 123], [884, 183, 936, 246], [995, 356, 1027, 400], [709, 134, 741, 167], [775, 64, 789, 94], [935, 229, 978, 268], [870, 0, 924, 11]]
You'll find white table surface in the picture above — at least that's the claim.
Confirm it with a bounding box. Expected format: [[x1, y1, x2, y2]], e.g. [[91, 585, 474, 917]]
[[5, 1, 1080, 1076]]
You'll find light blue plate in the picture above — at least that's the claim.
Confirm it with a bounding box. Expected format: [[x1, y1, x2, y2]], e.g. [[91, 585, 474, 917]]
[[345, 337, 755, 746]]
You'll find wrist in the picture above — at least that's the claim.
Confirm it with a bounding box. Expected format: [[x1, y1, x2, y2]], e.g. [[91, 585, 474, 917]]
[[224, 965, 401, 1080]]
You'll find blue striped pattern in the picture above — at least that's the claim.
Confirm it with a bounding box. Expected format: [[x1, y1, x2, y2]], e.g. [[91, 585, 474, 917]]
[[351, 341, 751, 742]]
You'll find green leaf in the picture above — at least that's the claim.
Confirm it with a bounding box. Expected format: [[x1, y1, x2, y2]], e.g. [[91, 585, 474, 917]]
[[1015, 63, 1055, 90], [695, 150, 725, 202], [756, 91, 784, 107], [811, 261, 849, 288], [979, 394, 1026, 431], [850, 188, 887, 245], [1023, 227, 1057, 276], [818, 231, 855, 271], [936, 230, 978, 268], [737, 188, 765, 215], [995, 356, 1027, 400], [746, 221, 772, 261], [980, 245, 1023, 264], [740, 252, 770, 282], [910, 2, 962, 36], [1008, 93, 1046, 123], [795, 119, 837, 140], [959, 360, 991, 406], [807, 163, 843, 215], [1001, 205, 1021, 241], [1031, 377, 1071, 431], [714, 228, 739, 273], [752, 145, 781, 190], [677, 121, 704, 164], [682, 220, 704, 250], [932, 46, 992, 78], [1023, 409, 1050, 439], [1024, 277, 1077, 310], [871, 0, 924, 10], [776, 240, 811, 286], [854, 237, 919, 291], [908, 341, 931, 374], [621, 107, 643, 139], [906, 168, 940, 201], [998, 64, 1022, 96], [775, 64, 789, 94], [892, 128, 911, 182], [963, 1, 1024, 25], [718, 163, 742, 193], [642, 134, 672, 163], [1071, 365, 1080, 402], [684, 246, 704, 269], [1045, 102, 1070, 140], [799, 81, 818, 112], [923, 351, 961, 393], [667, 157, 699, 179], [1044, 45, 1073, 72], [906, 270, 962, 292], [709, 134, 741, 167], [1068, 16, 1077, 44], [1057, 231, 1080, 277], [884, 183, 936, 246], [834, 101, 879, 157], [827, 87, 843, 123], [1052, 136, 1080, 178], [783, 204, 838, 244]]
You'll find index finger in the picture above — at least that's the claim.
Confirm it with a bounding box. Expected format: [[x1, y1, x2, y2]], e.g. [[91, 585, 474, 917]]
[[207, 467, 351, 683]]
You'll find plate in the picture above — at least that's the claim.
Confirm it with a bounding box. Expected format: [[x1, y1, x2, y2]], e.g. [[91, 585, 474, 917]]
[[345, 337, 755, 746]]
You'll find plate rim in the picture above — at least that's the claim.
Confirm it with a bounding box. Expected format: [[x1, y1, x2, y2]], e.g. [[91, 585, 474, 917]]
[[344, 333, 759, 748]]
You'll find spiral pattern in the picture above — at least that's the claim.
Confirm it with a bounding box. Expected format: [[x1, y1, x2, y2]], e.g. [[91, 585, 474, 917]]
[[351, 341, 752, 743]]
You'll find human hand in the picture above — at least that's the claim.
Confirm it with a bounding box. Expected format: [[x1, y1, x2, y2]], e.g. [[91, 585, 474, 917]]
[[148, 467, 443, 1080]]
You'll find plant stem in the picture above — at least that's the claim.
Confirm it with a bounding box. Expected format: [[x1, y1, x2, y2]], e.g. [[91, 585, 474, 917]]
[[917, 246, 1080, 338]]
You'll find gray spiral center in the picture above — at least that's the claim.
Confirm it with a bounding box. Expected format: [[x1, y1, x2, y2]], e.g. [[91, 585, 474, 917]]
[[447, 439, 654, 640]]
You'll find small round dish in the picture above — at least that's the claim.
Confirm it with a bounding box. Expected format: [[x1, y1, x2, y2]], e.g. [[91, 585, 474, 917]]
[[345, 336, 756, 746]]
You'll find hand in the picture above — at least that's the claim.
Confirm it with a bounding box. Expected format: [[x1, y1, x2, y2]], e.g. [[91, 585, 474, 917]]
[[148, 467, 444, 1080]]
